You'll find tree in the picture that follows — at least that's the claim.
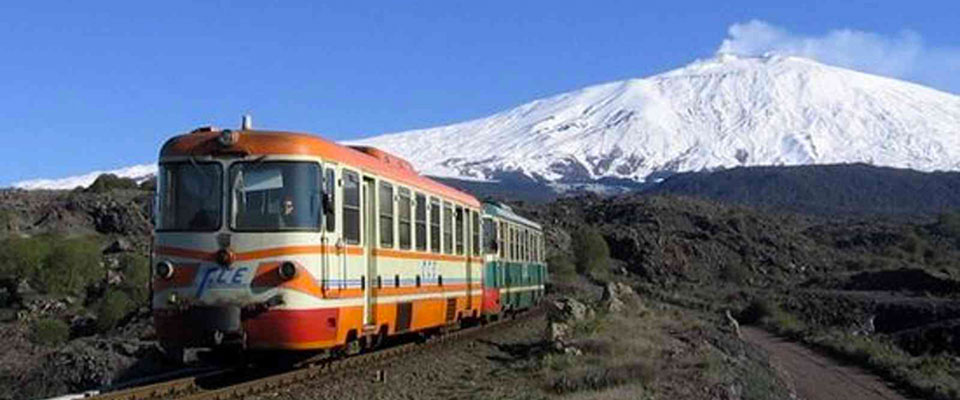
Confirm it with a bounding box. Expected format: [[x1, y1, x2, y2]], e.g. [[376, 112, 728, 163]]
[[571, 226, 611, 275]]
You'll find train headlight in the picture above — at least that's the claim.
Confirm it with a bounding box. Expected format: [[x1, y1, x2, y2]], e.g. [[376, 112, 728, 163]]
[[155, 261, 175, 280], [278, 261, 298, 281], [216, 249, 235, 266], [218, 129, 240, 146]]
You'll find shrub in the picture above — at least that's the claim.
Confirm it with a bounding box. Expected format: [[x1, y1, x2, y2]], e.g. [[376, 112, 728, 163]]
[[117, 253, 149, 305], [34, 237, 102, 295], [0, 236, 50, 283], [30, 318, 70, 346], [0, 209, 16, 235], [547, 253, 576, 277], [571, 227, 611, 275], [933, 212, 960, 246], [138, 176, 157, 192], [96, 289, 133, 332], [86, 174, 139, 193]]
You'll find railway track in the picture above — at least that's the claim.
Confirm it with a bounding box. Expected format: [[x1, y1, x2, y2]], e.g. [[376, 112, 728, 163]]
[[88, 309, 541, 400]]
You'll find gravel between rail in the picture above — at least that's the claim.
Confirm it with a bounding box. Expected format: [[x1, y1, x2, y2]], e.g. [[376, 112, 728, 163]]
[[244, 313, 548, 400]]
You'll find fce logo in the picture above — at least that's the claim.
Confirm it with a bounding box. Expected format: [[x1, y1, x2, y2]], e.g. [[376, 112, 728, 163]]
[[195, 266, 250, 298]]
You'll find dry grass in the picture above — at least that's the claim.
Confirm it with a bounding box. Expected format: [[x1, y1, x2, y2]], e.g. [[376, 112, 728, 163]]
[[539, 296, 791, 399]]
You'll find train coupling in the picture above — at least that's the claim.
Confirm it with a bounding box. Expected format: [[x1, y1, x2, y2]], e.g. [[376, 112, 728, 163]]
[[212, 329, 247, 348]]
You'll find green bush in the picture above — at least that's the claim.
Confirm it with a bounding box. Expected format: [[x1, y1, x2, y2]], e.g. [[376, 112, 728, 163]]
[[86, 174, 139, 193], [571, 227, 611, 275], [34, 237, 102, 295], [30, 318, 70, 346], [0, 236, 50, 283], [547, 253, 577, 277], [117, 253, 149, 305], [0, 209, 17, 235], [96, 289, 134, 332], [933, 212, 960, 246]]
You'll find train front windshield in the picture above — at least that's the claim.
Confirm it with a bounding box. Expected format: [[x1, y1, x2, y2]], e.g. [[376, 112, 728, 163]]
[[230, 161, 321, 231], [157, 162, 223, 231]]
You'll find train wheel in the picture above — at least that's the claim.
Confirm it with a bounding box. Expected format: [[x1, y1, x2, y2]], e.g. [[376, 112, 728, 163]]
[[345, 337, 362, 356]]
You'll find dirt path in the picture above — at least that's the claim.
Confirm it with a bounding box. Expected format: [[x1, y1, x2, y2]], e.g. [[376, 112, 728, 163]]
[[742, 327, 910, 400]]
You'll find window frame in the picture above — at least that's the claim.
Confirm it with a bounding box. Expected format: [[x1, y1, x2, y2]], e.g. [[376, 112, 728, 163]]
[[156, 161, 223, 232], [228, 160, 322, 233], [324, 167, 336, 232], [443, 201, 453, 255], [379, 181, 394, 248], [398, 187, 412, 250], [455, 206, 464, 255], [415, 192, 427, 251], [342, 169, 361, 245], [430, 197, 441, 253]]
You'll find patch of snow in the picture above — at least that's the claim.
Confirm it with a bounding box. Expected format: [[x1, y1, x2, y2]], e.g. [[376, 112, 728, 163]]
[[13, 164, 156, 190]]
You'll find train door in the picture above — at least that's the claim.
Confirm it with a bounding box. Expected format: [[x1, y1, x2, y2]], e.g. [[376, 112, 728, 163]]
[[362, 177, 377, 329], [465, 210, 473, 312], [320, 165, 339, 295]]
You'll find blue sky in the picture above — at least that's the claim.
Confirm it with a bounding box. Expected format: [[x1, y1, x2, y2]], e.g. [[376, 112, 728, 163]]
[[1, 1, 958, 186]]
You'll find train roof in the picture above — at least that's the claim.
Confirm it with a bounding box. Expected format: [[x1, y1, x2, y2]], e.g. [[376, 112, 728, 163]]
[[482, 202, 542, 230], [160, 128, 480, 207]]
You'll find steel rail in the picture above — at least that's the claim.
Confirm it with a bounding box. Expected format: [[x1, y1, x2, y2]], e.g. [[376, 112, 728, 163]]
[[88, 309, 540, 400]]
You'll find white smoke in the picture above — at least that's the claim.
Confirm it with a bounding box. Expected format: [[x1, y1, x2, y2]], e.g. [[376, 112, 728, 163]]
[[718, 20, 960, 93]]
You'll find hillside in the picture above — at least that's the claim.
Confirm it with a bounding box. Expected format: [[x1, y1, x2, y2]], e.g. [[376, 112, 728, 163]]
[[643, 163, 960, 216]]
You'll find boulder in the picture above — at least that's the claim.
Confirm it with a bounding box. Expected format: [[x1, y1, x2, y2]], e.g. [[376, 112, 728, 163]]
[[547, 298, 594, 323], [103, 238, 132, 254], [601, 282, 644, 314]]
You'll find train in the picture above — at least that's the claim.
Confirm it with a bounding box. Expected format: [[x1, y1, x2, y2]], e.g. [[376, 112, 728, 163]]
[[150, 120, 546, 361]]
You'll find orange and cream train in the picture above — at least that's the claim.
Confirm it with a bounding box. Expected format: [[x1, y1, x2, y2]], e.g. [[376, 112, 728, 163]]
[[151, 121, 546, 359]]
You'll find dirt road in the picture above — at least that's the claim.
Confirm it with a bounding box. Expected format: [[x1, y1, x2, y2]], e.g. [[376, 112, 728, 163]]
[[742, 327, 910, 400]]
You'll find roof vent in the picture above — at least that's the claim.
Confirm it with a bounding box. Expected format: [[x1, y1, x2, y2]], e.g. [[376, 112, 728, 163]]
[[241, 114, 253, 130], [190, 126, 218, 134]]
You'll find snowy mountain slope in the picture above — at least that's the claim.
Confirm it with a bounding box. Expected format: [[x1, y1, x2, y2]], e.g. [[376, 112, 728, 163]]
[[352, 54, 960, 183], [13, 163, 156, 190]]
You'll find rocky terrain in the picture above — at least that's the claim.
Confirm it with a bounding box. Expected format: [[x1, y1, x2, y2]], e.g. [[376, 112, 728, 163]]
[[3, 176, 960, 398]]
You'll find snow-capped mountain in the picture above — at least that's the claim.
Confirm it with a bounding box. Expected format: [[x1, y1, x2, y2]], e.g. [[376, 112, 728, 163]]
[[353, 54, 960, 183], [12, 54, 960, 190], [13, 164, 156, 190]]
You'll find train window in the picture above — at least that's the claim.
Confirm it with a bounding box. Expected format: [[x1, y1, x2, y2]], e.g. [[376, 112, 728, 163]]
[[443, 202, 453, 254], [398, 188, 411, 250], [483, 218, 497, 254], [324, 168, 336, 232], [521, 229, 527, 262], [342, 170, 360, 244], [510, 226, 520, 261], [429, 197, 441, 253], [471, 211, 480, 256], [415, 193, 427, 251], [455, 206, 464, 255], [157, 162, 222, 232], [379, 182, 393, 248], [502, 223, 508, 259], [229, 161, 321, 231], [526, 230, 531, 262]]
